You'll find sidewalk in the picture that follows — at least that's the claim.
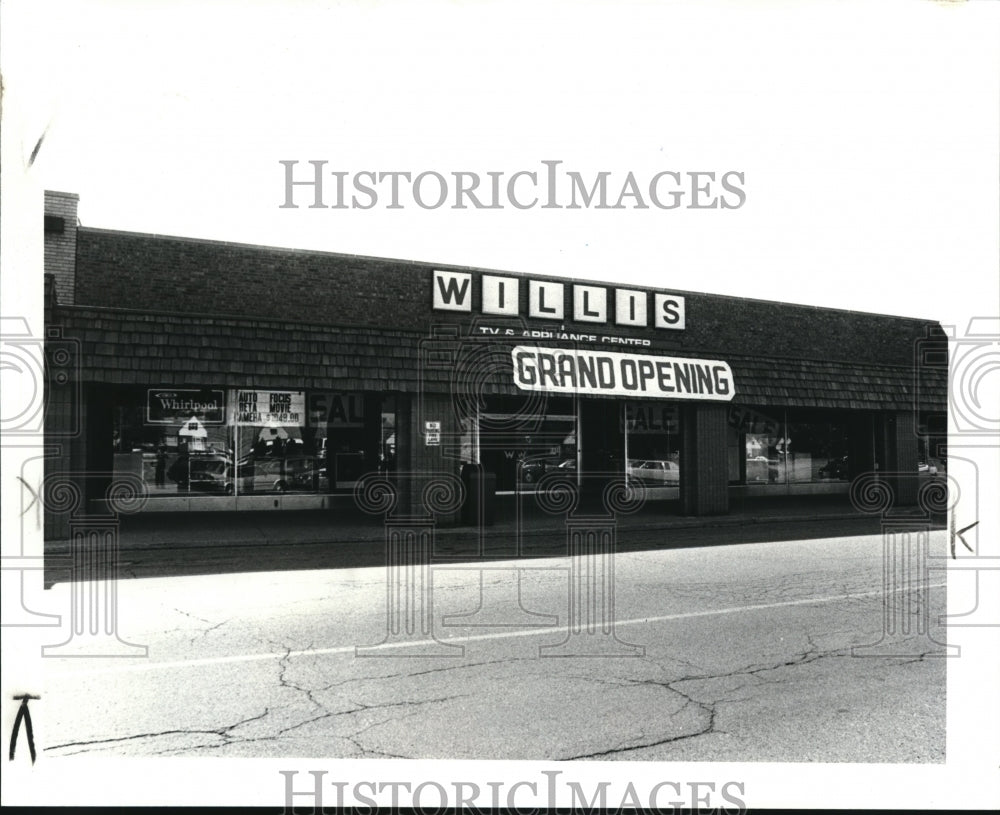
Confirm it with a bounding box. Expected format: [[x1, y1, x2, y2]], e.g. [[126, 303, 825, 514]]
[[47, 494, 942, 553], [41, 494, 947, 585]]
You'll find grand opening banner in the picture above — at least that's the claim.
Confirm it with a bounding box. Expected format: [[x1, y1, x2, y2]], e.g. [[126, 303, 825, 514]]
[[511, 346, 734, 400]]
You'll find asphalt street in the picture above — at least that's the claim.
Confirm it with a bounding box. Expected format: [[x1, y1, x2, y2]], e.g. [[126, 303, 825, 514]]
[[35, 528, 947, 762]]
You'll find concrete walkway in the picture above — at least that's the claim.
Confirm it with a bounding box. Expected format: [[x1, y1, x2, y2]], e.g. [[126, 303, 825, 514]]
[[46, 494, 941, 552], [41, 493, 947, 586]]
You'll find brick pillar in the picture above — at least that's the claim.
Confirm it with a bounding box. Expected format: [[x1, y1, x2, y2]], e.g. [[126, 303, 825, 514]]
[[42, 322, 82, 541], [885, 411, 919, 507], [43, 415, 74, 542], [680, 403, 729, 516], [406, 392, 462, 524], [579, 400, 619, 511], [394, 394, 415, 514]]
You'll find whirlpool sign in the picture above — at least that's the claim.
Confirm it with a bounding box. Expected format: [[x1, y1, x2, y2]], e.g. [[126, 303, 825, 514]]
[[146, 389, 226, 424], [512, 346, 735, 401]]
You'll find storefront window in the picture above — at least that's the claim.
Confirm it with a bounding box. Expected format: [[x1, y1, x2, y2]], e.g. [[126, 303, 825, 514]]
[[785, 414, 850, 483], [728, 407, 782, 484], [113, 388, 232, 496], [380, 400, 397, 474], [622, 402, 682, 491], [472, 398, 684, 495], [476, 396, 577, 492], [728, 406, 850, 485], [110, 387, 390, 501], [918, 411, 947, 476], [306, 392, 395, 491], [459, 416, 478, 465], [236, 389, 317, 493]]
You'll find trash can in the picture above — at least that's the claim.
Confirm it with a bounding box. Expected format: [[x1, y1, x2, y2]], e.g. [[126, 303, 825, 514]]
[[461, 463, 497, 526]]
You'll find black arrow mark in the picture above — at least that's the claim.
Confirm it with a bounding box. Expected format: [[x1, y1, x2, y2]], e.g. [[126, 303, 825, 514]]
[[9, 695, 39, 764], [950, 517, 978, 559], [17, 476, 40, 521]]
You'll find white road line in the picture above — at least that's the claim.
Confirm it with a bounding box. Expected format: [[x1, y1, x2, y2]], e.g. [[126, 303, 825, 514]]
[[46, 581, 947, 677]]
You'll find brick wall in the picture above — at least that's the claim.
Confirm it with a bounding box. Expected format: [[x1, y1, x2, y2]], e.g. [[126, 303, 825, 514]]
[[75, 229, 432, 331], [44, 191, 79, 306], [680, 404, 729, 515], [73, 227, 946, 369]]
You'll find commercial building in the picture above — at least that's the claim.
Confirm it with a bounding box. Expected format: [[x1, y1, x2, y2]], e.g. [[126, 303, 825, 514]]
[[43, 190, 948, 539]]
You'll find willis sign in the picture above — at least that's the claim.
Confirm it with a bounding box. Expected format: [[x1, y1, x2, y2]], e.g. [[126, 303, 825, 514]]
[[432, 270, 686, 330]]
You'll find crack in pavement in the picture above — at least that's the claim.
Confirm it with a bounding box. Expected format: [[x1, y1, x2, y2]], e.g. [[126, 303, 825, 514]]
[[874, 651, 942, 666], [172, 692, 478, 757], [343, 709, 424, 758], [559, 635, 847, 760], [189, 618, 231, 645], [282, 692, 476, 737], [47, 607, 943, 758], [314, 655, 539, 692], [53, 640, 328, 757], [659, 636, 843, 689], [561, 626, 942, 762], [152, 607, 236, 646], [564, 691, 718, 760], [46, 707, 272, 756], [571, 642, 943, 760], [280, 694, 475, 758], [274, 641, 325, 711], [556, 664, 738, 760], [172, 607, 216, 626], [243, 641, 480, 751]]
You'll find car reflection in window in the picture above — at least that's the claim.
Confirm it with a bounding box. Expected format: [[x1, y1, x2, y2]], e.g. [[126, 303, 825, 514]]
[[627, 459, 679, 485]]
